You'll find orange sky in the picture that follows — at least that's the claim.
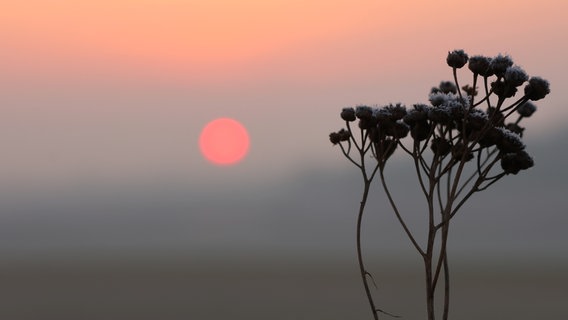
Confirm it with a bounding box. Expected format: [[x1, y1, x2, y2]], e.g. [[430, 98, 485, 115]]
[[1, 1, 382, 76], [2, 0, 566, 84], [1, 0, 567, 185]]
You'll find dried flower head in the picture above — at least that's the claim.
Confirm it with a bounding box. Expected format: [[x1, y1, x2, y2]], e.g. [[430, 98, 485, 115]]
[[329, 131, 341, 145], [341, 107, 356, 122], [501, 151, 534, 174], [468, 55, 493, 76], [439, 81, 458, 94], [504, 66, 528, 87], [491, 79, 517, 98], [446, 49, 469, 69], [495, 127, 525, 153], [403, 104, 430, 126], [489, 54, 514, 77], [355, 105, 373, 119], [524, 77, 550, 101], [429, 92, 448, 107], [517, 101, 537, 117], [384, 103, 407, 121]]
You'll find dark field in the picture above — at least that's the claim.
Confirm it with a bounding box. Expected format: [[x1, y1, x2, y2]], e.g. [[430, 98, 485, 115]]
[[1, 258, 566, 320]]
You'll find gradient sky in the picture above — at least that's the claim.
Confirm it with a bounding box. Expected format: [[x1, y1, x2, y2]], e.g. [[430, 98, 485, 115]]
[[1, 0, 567, 260]]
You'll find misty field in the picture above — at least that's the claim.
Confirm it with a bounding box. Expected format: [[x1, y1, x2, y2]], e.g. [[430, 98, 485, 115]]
[[1, 258, 566, 320]]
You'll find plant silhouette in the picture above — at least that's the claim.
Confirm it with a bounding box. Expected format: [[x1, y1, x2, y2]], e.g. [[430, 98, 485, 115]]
[[330, 49, 550, 320]]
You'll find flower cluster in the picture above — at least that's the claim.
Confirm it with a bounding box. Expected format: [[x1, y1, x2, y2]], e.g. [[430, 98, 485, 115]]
[[330, 50, 549, 176]]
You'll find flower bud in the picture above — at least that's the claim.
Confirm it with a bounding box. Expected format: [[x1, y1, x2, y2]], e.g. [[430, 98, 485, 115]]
[[338, 128, 351, 141], [491, 79, 517, 98], [446, 49, 469, 69], [516, 101, 537, 117], [355, 105, 373, 119], [384, 103, 407, 121], [466, 109, 488, 130], [340, 107, 356, 122], [501, 151, 534, 174], [428, 108, 452, 125], [429, 92, 447, 107], [468, 55, 493, 76], [504, 66, 528, 87], [403, 105, 429, 126], [495, 128, 525, 153], [489, 54, 514, 78], [524, 77, 550, 101], [439, 81, 458, 94], [329, 132, 341, 145]]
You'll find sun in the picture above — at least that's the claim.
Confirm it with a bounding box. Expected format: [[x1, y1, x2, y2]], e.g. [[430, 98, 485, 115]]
[[199, 118, 250, 165]]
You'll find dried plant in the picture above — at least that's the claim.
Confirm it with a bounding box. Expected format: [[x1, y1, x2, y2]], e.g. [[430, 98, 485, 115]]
[[329, 49, 550, 320]]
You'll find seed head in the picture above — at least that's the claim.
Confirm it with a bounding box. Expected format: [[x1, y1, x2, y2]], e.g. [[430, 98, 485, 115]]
[[355, 105, 373, 119], [504, 66, 528, 87], [329, 132, 341, 145], [468, 55, 493, 76], [501, 151, 534, 174], [495, 127, 525, 153], [524, 77, 550, 101], [340, 107, 356, 122], [489, 54, 514, 77], [491, 79, 517, 98], [384, 103, 407, 121], [517, 101, 537, 117], [446, 49, 469, 69], [439, 81, 458, 94]]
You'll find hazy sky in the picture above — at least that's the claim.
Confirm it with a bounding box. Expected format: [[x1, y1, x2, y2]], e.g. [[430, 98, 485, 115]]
[[1, 0, 567, 261]]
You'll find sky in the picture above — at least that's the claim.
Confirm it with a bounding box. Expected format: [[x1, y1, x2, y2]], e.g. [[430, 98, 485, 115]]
[[1, 0, 567, 263]]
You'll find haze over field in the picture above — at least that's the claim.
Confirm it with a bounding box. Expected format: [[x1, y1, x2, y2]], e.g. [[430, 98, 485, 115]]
[[1, 0, 567, 264]]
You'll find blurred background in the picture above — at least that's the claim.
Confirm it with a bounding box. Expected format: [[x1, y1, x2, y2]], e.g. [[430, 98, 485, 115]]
[[1, 0, 567, 319]]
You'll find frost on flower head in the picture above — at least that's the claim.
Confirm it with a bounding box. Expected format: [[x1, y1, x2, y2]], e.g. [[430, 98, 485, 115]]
[[355, 105, 373, 119], [330, 49, 548, 174], [468, 55, 493, 76], [504, 66, 528, 87], [489, 54, 514, 77], [446, 49, 469, 69], [524, 77, 550, 101], [501, 151, 534, 174], [429, 92, 449, 106], [438, 81, 458, 94], [495, 127, 525, 153]]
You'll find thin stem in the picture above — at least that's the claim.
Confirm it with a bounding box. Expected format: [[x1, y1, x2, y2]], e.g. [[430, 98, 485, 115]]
[[356, 179, 380, 320], [379, 168, 425, 257], [453, 68, 463, 101], [442, 254, 450, 320]]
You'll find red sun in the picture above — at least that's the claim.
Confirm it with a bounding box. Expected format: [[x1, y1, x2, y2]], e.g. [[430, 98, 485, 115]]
[[199, 118, 250, 165]]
